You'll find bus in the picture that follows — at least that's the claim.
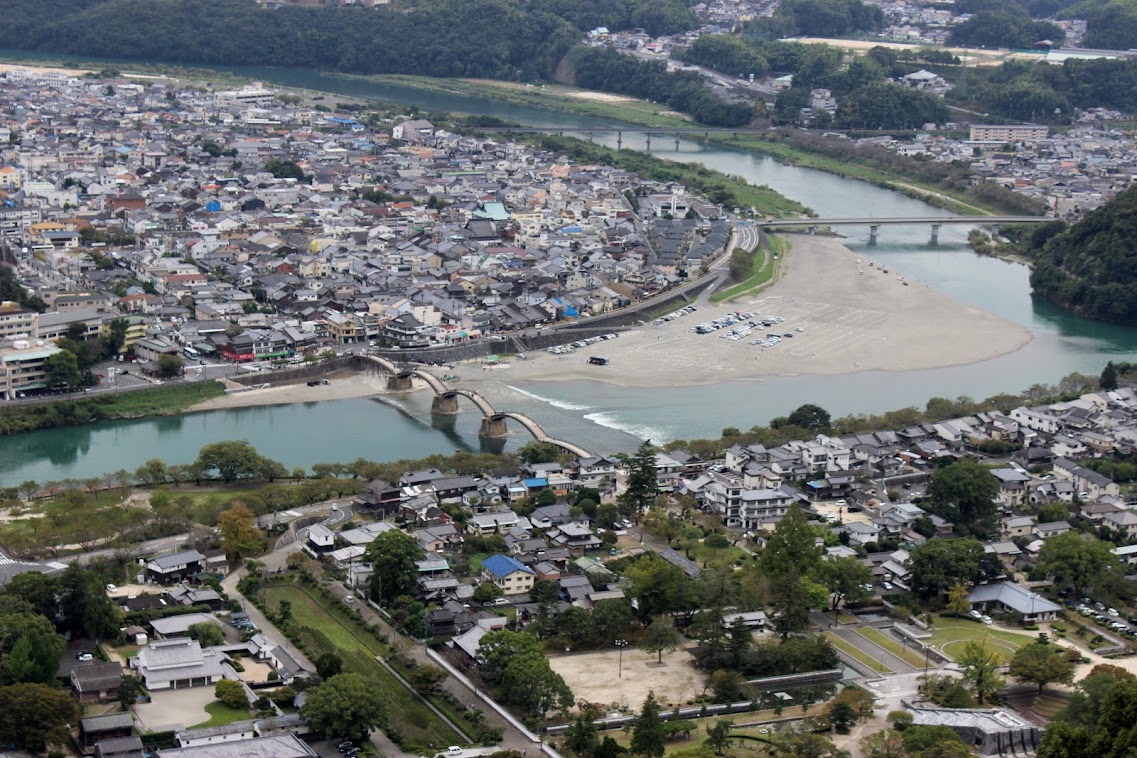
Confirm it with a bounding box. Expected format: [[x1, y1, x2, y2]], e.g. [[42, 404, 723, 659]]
[[183, 346, 199, 359]]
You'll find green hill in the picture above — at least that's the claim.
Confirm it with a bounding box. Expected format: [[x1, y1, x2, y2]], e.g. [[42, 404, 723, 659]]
[[1029, 185, 1137, 324]]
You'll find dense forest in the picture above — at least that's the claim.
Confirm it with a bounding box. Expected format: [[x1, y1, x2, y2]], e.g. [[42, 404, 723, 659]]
[[1029, 186, 1137, 325], [949, 57, 1137, 123], [0, 0, 593, 80], [745, 0, 884, 40], [948, 11, 1065, 48]]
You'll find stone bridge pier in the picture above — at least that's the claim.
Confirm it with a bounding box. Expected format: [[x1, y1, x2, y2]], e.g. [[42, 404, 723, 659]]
[[431, 394, 460, 414], [479, 416, 509, 439], [387, 374, 413, 391]]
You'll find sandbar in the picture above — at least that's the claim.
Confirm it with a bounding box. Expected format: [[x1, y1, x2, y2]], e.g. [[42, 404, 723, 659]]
[[468, 234, 1032, 389]]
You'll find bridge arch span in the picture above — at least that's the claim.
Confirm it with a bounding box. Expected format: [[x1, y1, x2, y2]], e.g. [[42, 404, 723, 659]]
[[432, 388, 496, 417]]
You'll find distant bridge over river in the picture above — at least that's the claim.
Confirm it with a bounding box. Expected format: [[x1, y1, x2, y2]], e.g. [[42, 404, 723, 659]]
[[363, 356, 590, 458], [761, 214, 1051, 245]]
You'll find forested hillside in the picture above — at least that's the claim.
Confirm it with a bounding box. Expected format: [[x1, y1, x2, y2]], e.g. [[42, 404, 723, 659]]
[[0, 0, 631, 81], [1029, 186, 1137, 324]]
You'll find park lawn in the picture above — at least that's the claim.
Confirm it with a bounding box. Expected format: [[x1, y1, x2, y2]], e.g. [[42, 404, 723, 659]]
[[857, 627, 927, 669], [929, 616, 1036, 661], [710, 236, 787, 304], [821, 632, 893, 674], [686, 540, 750, 570], [190, 701, 251, 729], [263, 584, 464, 749]]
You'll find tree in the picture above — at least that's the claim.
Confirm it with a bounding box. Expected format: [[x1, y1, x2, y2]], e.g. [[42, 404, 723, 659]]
[[1038, 532, 1125, 596], [407, 664, 447, 695], [4, 625, 65, 685], [1009, 639, 1076, 694], [957, 638, 1005, 705], [786, 403, 832, 435], [155, 353, 184, 378], [366, 529, 423, 604], [618, 440, 659, 522], [3, 573, 61, 620], [1037, 502, 1069, 524], [187, 621, 224, 647], [218, 501, 264, 560], [301, 673, 386, 742], [820, 555, 873, 614], [927, 459, 999, 537], [1101, 361, 1120, 391], [501, 653, 575, 716], [194, 440, 271, 483], [531, 578, 562, 606], [564, 714, 599, 757], [316, 652, 342, 680], [902, 725, 970, 758], [593, 599, 635, 643], [907, 538, 985, 601], [215, 678, 247, 709], [861, 728, 905, 758], [622, 554, 698, 621], [1037, 722, 1092, 758], [706, 719, 733, 755], [477, 630, 545, 684], [473, 581, 504, 604], [760, 505, 826, 637], [118, 675, 143, 707], [641, 616, 681, 664], [708, 669, 746, 703], [0, 682, 80, 752], [631, 691, 667, 758], [946, 584, 972, 618], [829, 700, 857, 734], [60, 565, 120, 640], [43, 350, 81, 389]]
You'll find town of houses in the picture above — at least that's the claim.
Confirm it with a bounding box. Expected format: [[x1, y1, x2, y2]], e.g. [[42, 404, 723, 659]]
[[258, 382, 1137, 641], [0, 69, 733, 396]]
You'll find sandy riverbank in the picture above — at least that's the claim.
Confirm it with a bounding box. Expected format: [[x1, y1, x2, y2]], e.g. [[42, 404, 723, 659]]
[[188, 369, 392, 411], [186, 234, 1032, 409], [465, 234, 1031, 389]]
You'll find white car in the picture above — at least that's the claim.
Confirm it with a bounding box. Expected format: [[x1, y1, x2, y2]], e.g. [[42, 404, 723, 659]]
[[882, 581, 894, 591], [969, 610, 983, 620], [981, 615, 993, 625]]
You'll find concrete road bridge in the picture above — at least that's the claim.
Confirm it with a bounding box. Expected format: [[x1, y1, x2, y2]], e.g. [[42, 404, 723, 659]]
[[761, 214, 1051, 245], [360, 356, 590, 457]]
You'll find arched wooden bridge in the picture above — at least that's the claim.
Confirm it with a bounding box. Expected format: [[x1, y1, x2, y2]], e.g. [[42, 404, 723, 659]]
[[361, 356, 590, 457]]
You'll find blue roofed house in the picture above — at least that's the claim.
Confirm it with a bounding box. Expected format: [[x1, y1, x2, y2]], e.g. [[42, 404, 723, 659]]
[[481, 554, 536, 596]]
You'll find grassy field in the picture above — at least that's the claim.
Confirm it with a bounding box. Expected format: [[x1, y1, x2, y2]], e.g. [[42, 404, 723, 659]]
[[929, 616, 1036, 661], [821, 632, 893, 674], [263, 583, 465, 749], [190, 701, 251, 729], [857, 627, 928, 669], [711, 235, 787, 304]]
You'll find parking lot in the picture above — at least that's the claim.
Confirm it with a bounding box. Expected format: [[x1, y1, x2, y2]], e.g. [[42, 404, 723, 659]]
[[639, 294, 895, 377]]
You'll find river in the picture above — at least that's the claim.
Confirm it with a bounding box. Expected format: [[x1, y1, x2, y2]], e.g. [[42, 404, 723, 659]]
[[2, 59, 1137, 483]]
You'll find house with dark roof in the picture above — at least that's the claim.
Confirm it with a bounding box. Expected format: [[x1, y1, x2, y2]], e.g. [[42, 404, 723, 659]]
[[71, 661, 126, 703], [146, 550, 205, 583], [80, 712, 137, 749]]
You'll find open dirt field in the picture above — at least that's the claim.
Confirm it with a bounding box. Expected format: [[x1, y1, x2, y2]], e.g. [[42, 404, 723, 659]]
[[549, 647, 706, 712], [133, 688, 216, 732]]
